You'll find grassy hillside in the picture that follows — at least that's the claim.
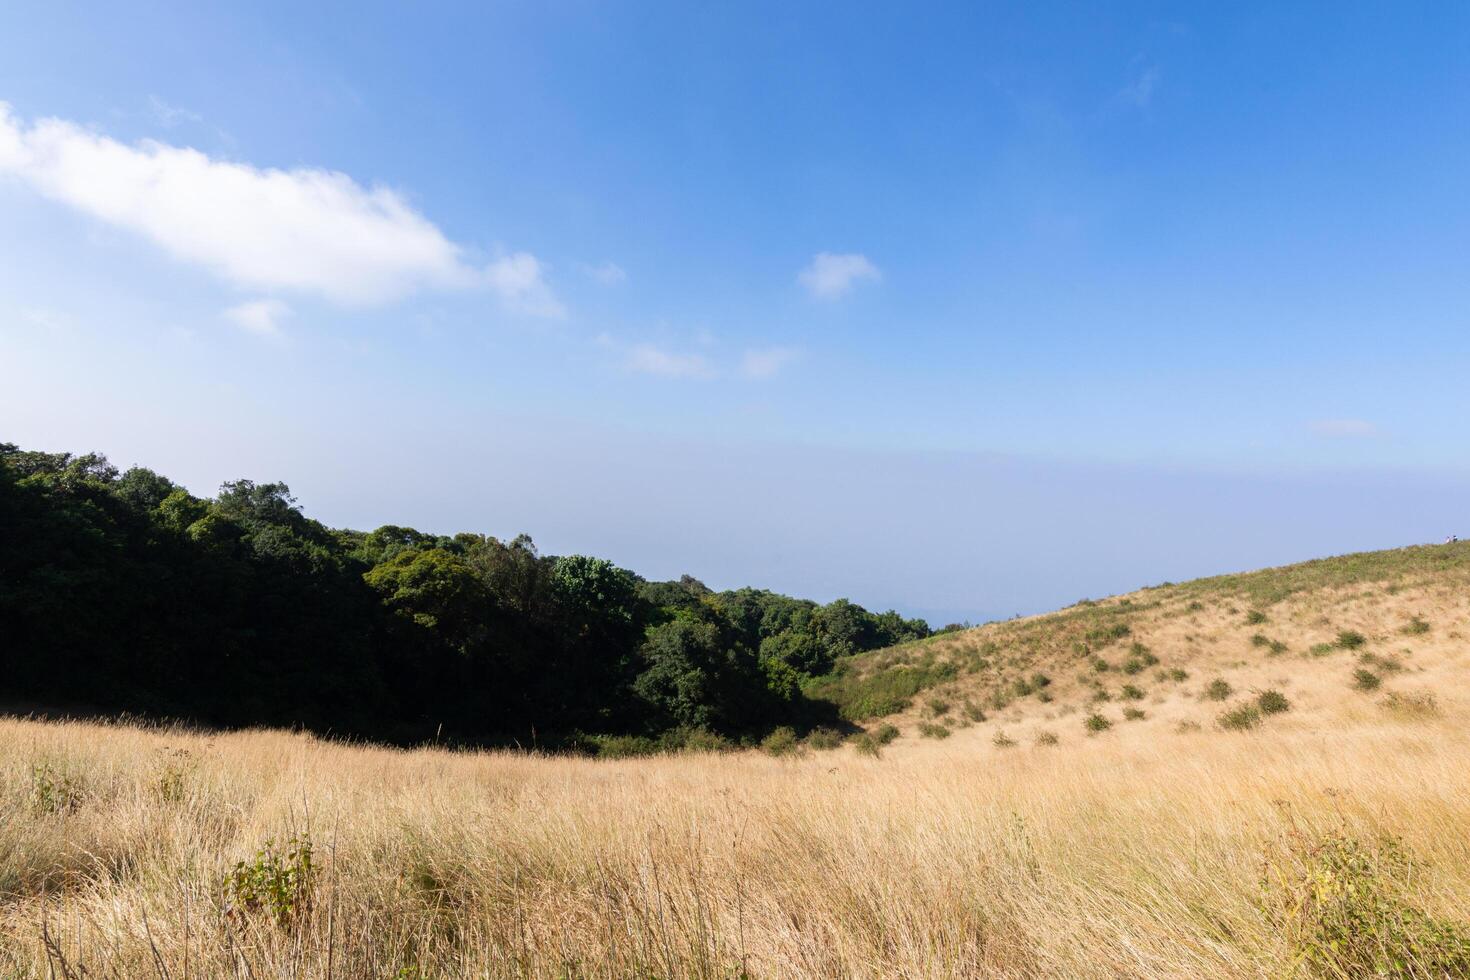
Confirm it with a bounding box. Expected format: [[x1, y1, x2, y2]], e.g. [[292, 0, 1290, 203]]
[[808, 541, 1470, 744], [4, 542, 1469, 977]]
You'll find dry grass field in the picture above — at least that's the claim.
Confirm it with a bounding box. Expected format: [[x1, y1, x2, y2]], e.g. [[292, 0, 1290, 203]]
[[4, 543, 1470, 978]]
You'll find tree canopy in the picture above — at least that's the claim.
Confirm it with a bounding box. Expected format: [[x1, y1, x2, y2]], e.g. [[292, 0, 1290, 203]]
[[0, 442, 932, 749]]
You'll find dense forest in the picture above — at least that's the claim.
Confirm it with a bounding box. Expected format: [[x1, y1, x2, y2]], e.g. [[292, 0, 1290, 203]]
[[0, 443, 940, 750]]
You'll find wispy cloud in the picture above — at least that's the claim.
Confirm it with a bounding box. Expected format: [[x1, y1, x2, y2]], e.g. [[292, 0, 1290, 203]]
[[582, 260, 627, 285], [740, 346, 800, 379], [1116, 65, 1161, 109], [798, 252, 881, 300], [625, 344, 713, 379], [485, 252, 565, 317], [147, 95, 202, 128], [1309, 418, 1383, 439], [0, 102, 561, 315], [224, 298, 291, 337]]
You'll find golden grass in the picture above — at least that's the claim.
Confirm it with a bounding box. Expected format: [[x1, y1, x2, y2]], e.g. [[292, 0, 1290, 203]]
[[2, 704, 1467, 978], [5, 545, 1470, 977]]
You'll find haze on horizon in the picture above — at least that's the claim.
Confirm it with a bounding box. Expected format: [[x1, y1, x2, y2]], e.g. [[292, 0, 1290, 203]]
[[3, 2, 1469, 625]]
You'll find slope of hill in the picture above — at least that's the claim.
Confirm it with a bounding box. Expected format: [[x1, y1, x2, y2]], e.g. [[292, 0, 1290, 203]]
[[3, 543, 1468, 978], [809, 541, 1470, 749]]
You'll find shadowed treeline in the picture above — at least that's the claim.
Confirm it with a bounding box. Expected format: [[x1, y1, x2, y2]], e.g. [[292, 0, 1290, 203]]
[[0, 443, 933, 750]]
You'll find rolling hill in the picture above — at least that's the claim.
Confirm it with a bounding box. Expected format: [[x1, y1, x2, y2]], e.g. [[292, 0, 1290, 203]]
[[812, 540, 1470, 750]]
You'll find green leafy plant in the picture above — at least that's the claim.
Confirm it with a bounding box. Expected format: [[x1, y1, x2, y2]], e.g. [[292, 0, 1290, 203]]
[[918, 721, 951, 739], [1206, 679, 1233, 701], [1121, 684, 1145, 701], [1336, 629, 1368, 650], [1123, 707, 1146, 721], [1262, 831, 1470, 978], [1245, 610, 1268, 625], [29, 763, 84, 815], [1084, 713, 1112, 735], [223, 834, 315, 927]]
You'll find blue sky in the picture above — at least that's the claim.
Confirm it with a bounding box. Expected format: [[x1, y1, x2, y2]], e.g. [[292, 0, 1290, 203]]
[[3, 3, 1469, 623]]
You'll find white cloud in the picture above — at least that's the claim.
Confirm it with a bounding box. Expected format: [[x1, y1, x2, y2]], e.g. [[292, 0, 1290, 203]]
[[0, 102, 561, 314], [582, 260, 627, 285], [798, 252, 880, 300], [224, 298, 291, 337], [1309, 418, 1383, 439], [740, 346, 800, 379], [625, 344, 713, 379]]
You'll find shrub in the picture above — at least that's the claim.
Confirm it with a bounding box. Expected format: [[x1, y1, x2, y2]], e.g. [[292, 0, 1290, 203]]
[[849, 732, 882, 757], [673, 728, 734, 754], [1206, 679, 1233, 701], [761, 727, 803, 756], [1030, 671, 1052, 689], [1359, 652, 1404, 674], [805, 727, 843, 751], [926, 696, 952, 717], [874, 722, 901, 745], [1035, 731, 1060, 747], [223, 835, 315, 926], [594, 735, 661, 758], [961, 700, 986, 723], [1167, 667, 1189, 682], [918, 722, 951, 740], [1246, 610, 1268, 624], [805, 661, 960, 721], [1218, 704, 1262, 731], [1084, 713, 1112, 734], [1263, 831, 1470, 978], [1123, 707, 1146, 721], [1381, 691, 1439, 719], [1185, 600, 1204, 612], [1257, 690, 1291, 715], [992, 730, 1017, 748], [1402, 616, 1431, 636], [1091, 657, 1111, 673], [1174, 720, 1202, 733], [1121, 684, 1145, 701], [1250, 632, 1271, 648], [1309, 642, 1338, 657], [1083, 623, 1131, 646], [1336, 629, 1367, 650], [1352, 669, 1382, 692]]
